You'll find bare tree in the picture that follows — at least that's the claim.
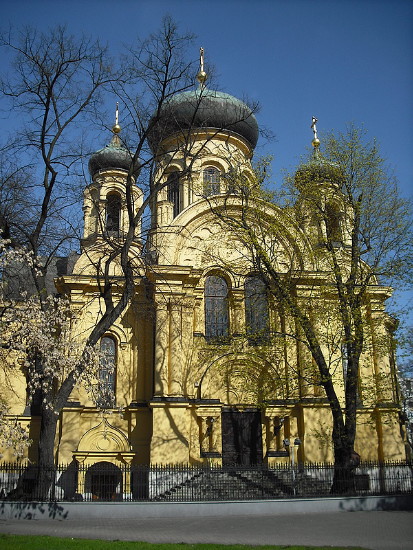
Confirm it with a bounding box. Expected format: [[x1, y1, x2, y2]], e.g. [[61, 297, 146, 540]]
[[0, 25, 120, 493], [0, 18, 258, 497]]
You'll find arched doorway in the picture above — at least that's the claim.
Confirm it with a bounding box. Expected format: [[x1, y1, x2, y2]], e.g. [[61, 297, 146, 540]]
[[85, 461, 123, 501]]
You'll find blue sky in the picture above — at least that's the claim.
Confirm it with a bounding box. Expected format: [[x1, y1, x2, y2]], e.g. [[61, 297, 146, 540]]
[[1, 0, 413, 317], [2, 0, 412, 188], [2, 0, 412, 191]]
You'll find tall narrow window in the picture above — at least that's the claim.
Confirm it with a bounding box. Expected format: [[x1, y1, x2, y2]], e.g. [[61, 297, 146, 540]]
[[106, 193, 121, 234], [325, 203, 341, 243], [167, 172, 180, 218], [98, 336, 116, 408], [245, 276, 269, 344], [203, 167, 220, 196], [205, 276, 229, 341]]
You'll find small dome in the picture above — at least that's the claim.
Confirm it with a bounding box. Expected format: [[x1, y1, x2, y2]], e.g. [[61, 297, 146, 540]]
[[88, 134, 140, 178], [295, 155, 345, 189], [148, 88, 259, 152]]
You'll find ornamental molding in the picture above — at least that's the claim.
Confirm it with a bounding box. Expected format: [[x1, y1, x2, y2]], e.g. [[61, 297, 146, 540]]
[[75, 418, 131, 455]]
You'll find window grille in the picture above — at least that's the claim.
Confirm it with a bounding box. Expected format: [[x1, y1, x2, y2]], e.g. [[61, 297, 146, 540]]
[[325, 203, 342, 243], [203, 167, 220, 196], [167, 172, 180, 218], [106, 193, 121, 234], [98, 336, 116, 408], [205, 276, 229, 340]]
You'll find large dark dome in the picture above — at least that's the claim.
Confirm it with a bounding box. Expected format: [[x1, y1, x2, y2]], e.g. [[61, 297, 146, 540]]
[[148, 88, 259, 152], [89, 134, 140, 178]]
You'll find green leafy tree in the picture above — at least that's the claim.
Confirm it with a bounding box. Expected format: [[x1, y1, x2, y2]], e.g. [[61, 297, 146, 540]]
[[208, 124, 412, 490]]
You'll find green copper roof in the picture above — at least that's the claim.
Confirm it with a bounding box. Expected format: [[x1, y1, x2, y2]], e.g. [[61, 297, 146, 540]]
[[148, 88, 259, 152]]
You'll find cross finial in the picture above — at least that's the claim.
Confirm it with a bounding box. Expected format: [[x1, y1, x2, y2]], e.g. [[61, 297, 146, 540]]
[[311, 116, 318, 140], [112, 102, 121, 134], [197, 47, 207, 86], [311, 116, 320, 151]]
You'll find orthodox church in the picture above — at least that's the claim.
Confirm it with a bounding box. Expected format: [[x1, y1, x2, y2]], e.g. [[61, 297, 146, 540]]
[[2, 54, 407, 474]]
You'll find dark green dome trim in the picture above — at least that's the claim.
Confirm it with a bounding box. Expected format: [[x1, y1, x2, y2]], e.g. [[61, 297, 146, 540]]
[[88, 137, 140, 178]]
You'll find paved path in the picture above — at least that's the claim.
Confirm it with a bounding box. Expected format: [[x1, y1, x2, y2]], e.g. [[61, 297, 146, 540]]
[[0, 511, 412, 550]]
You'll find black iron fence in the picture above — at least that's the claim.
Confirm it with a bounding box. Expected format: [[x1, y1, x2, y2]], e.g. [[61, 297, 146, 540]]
[[0, 461, 411, 502]]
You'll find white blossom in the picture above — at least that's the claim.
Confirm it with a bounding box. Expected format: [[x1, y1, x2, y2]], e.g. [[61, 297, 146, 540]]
[[1, 240, 112, 422], [0, 397, 31, 458]]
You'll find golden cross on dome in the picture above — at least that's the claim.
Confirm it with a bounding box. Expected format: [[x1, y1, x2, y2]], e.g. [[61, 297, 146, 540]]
[[311, 116, 320, 150], [112, 102, 121, 135], [311, 116, 318, 140], [197, 47, 207, 86]]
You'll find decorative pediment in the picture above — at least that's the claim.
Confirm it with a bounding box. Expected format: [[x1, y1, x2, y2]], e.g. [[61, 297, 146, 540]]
[[198, 352, 291, 405], [76, 418, 131, 454]]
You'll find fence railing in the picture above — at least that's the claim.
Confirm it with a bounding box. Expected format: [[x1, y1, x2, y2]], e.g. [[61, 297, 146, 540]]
[[0, 461, 411, 502]]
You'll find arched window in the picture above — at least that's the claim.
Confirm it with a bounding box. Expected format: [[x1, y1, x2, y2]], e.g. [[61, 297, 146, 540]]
[[205, 276, 229, 341], [167, 172, 180, 218], [98, 336, 116, 408], [325, 203, 342, 243], [245, 276, 269, 344], [203, 167, 220, 196], [106, 193, 121, 234]]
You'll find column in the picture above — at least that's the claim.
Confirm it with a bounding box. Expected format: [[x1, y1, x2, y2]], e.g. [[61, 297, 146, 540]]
[[231, 290, 244, 336], [154, 302, 169, 396], [169, 300, 183, 396]]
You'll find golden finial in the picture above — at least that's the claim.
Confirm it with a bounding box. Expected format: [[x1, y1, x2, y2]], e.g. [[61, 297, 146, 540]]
[[196, 47, 207, 86], [112, 102, 121, 134], [311, 116, 320, 150]]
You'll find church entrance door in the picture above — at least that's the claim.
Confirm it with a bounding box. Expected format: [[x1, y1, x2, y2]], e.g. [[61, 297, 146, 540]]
[[85, 461, 122, 500], [221, 410, 263, 466]]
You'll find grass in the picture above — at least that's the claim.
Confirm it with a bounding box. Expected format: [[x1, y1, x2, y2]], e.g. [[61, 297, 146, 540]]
[[0, 534, 371, 550]]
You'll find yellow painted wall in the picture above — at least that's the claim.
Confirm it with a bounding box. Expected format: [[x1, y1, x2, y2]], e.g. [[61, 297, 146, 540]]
[[0, 124, 407, 469]]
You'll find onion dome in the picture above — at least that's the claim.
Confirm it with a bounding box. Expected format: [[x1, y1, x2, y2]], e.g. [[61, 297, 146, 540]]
[[88, 124, 140, 178], [295, 156, 346, 188], [295, 117, 345, 189], [148, 49, 258, 153], [148, 88, 259, 153]]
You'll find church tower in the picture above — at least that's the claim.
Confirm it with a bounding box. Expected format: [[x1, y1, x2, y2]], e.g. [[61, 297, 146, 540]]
[[147, 49, 259, 264], [294, 117, 353, 248], [142, 50, 269, 464], [78, 108, 143, 274]]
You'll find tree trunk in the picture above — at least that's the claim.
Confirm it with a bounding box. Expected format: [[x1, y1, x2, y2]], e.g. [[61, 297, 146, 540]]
[[330, 430, 360, 494], [33, 404, 59, 500]]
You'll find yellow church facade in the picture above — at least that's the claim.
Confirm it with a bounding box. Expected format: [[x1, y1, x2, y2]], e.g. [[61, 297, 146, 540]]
[[1, 70, 407, 472]]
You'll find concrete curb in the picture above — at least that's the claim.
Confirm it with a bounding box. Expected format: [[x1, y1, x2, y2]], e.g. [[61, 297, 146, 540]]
[[1, 494, 412, 520]]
